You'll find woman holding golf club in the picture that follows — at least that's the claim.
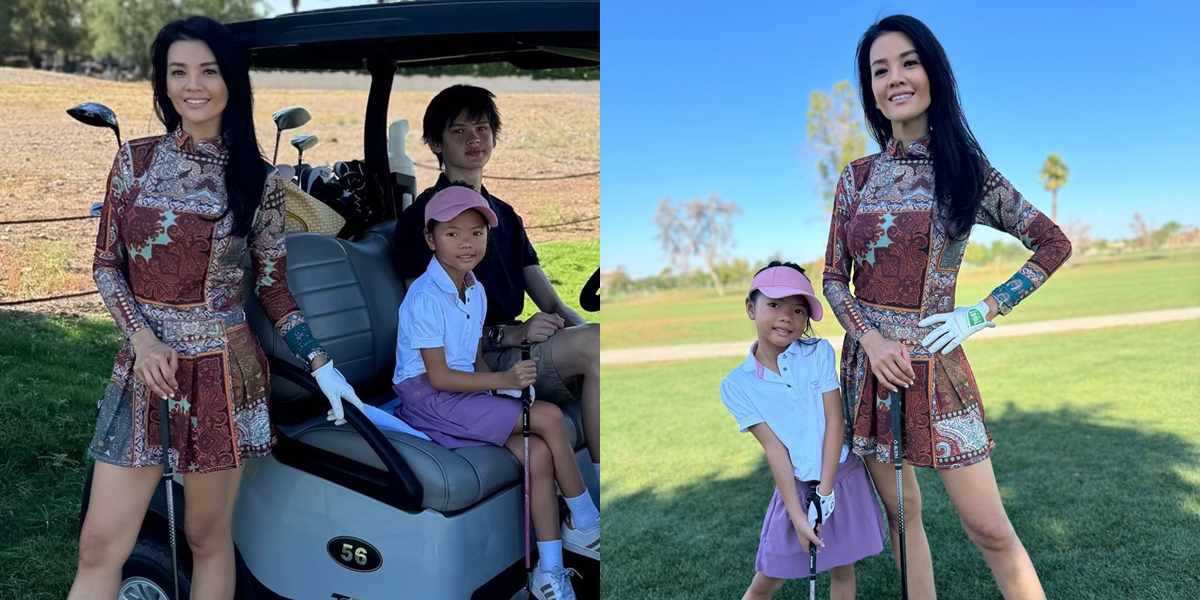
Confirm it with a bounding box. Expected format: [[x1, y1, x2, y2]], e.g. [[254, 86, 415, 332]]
[[70, 17, 362, 600], [821, 14, 1072, 600], [719, 262, 886, 600], [391, 184, 600, 600]]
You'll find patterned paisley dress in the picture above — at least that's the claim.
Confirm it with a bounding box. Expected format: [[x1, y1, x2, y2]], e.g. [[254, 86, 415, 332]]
[[89, 128, 326, 473], [822, 135, 1072, 469]]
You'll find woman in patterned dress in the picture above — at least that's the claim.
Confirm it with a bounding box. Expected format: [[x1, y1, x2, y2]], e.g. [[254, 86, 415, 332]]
[[822, 15, 1071, 599], [69, 17, 362, 600]]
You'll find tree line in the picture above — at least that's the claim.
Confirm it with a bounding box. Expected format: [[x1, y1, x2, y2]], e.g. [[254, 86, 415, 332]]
[[0, 0, 598, 80]]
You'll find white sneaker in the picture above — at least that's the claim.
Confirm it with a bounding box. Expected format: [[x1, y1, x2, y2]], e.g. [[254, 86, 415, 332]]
[[561, 513, 599, 560], [530, 565, 579, 600]]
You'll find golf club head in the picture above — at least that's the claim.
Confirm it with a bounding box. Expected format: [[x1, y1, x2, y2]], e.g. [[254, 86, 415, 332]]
[[291, 134, 319, 153], [272, 106, 311, 131], [67, 102, 121, 146]]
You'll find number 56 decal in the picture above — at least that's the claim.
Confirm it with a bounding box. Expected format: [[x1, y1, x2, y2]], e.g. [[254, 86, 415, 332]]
[[326, 536, 383, 572]]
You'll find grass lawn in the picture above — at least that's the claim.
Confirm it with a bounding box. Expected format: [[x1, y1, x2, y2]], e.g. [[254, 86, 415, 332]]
[[520, 237, 600, 324], [0, 239, 596, 599], [601, 250, 1200, 350], [600, 321, 1200, 599]]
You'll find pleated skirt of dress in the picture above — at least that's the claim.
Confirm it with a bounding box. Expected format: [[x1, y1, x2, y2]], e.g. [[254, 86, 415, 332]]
[[88, 322, 276, 474]]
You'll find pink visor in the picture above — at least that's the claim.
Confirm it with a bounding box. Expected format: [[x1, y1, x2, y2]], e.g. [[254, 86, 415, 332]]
[[749, 266, 823, 321], [424, 186, 499, 228]]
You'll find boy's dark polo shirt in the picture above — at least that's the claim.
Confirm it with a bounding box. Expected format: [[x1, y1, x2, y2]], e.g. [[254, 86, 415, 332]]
[[394, 173, 540, 327]]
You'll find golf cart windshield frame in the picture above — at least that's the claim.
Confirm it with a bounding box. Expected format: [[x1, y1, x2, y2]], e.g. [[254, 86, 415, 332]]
[[226, 0, 599, 221]]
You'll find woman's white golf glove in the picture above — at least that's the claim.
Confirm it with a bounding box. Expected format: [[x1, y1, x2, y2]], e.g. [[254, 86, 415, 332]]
[[312, 360, 364, 425], [919, 300, 995, 355]]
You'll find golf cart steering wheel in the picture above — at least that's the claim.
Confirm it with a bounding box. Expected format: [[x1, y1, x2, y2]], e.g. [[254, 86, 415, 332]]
[[580, 268, 599, 312]]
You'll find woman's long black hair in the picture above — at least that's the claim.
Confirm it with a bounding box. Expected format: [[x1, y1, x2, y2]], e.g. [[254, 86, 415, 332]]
[[151, 16, 265, 237], [856, 14, 985, 241]]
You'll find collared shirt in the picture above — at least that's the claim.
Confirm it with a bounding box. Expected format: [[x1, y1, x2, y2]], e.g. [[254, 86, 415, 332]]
[[394, 173, 540, 326], [393, 256, 487, 384], [719, 338, 848, 482]]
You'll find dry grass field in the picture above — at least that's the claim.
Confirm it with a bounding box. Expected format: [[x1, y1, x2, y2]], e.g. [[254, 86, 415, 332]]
[[0, 67, 598, 314]]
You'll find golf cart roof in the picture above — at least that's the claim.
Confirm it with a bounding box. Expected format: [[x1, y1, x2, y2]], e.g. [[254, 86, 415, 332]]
[[225, 0, 599, 71]]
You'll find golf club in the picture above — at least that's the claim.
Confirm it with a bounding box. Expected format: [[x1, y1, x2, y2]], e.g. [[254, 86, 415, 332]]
[[271, 106, 311, 164], [159, 396, 181, 600], [890, 387, 908, 600], [523, 345, 532, 592], [66, 102, 121, 146], [512, 343, 535, 600], [291, 134, 319, 169], [808, 488, 824, 600]]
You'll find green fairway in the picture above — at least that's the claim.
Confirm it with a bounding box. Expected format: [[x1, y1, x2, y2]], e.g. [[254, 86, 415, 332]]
[[600, 321, 1200, 599], [601, 250, 1200, 350], [0, 239, 597, 599]]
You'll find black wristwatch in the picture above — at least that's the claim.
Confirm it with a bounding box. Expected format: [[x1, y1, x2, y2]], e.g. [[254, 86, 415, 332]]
[[487, 324, 506, 349]]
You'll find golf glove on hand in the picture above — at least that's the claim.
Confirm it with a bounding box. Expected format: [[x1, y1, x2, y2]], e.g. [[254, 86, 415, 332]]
[[312, 360, 364, 425], [919, 299, 995, 355], [816, 488, 835, 523]]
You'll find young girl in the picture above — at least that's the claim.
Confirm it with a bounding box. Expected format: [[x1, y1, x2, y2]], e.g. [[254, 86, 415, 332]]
[[393, 185, 600, 600], [720, 262, 885, 600]]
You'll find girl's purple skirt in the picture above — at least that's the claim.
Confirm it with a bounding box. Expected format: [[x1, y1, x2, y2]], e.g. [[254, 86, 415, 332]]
[[757, 453, 886, 578], [393, 374, 520, 449]]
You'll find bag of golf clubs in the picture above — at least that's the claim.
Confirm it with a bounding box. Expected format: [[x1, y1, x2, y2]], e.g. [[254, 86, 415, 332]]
[[272, 108, 385, 239]]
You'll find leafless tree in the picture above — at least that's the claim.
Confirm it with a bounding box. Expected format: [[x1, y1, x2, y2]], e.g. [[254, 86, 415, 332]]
[[654, 195, 742, 296]]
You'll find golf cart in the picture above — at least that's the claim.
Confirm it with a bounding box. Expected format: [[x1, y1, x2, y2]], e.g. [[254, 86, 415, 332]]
[[75, 2, 599, 599]]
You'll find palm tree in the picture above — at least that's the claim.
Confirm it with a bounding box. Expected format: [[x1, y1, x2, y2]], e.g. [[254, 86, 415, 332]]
[[1039, 153, 1070, 223]]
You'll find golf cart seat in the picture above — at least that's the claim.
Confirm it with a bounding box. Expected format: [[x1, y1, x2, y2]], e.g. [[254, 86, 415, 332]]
[[244, 219, 586, 513]]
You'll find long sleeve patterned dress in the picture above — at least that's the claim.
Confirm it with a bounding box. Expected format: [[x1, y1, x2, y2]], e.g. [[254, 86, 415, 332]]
[[822, 135, 1072, 469], [89, 128, 327, 474]]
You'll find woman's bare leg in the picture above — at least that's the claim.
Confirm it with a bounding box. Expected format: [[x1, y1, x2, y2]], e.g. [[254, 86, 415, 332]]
[[863, 456, 937, 600], [67, 461, 162, 600], [940, 459, 1044, 600], [182, 467, 244, 600]]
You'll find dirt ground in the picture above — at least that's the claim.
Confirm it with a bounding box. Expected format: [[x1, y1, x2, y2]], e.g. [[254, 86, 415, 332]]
[[0, 67, 598, 316]]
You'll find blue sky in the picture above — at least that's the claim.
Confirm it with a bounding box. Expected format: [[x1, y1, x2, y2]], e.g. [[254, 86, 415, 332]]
[[601, 0, 1200, 278]]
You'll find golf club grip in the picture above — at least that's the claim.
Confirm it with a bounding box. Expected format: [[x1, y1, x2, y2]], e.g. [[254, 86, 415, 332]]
[[520, 344, 533, 401], [160, 396, 171, 475]]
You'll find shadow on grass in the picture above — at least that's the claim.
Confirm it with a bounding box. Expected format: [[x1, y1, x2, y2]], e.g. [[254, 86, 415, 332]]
[[602, 404, 1200, 600]]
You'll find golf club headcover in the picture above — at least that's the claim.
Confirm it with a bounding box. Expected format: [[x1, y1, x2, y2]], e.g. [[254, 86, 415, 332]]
[[918, 299, 995, 355]]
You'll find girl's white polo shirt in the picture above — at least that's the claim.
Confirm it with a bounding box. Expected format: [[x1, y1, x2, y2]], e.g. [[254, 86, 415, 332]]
[[719, 338, 849, 482], [393, 257, 488, 384]]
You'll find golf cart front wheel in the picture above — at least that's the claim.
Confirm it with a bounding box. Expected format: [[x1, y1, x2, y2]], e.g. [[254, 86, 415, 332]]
[[121, 537, 191, 600]]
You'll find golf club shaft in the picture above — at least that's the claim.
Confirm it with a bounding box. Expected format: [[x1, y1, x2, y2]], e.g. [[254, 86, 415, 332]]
[[891, 388, 908, 600], [273, 130, 281, 164], [160, 396, 180, 600], [521, 344, 533, 574], [810, 542, 817, 600], [808, 488, 822, 600]]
